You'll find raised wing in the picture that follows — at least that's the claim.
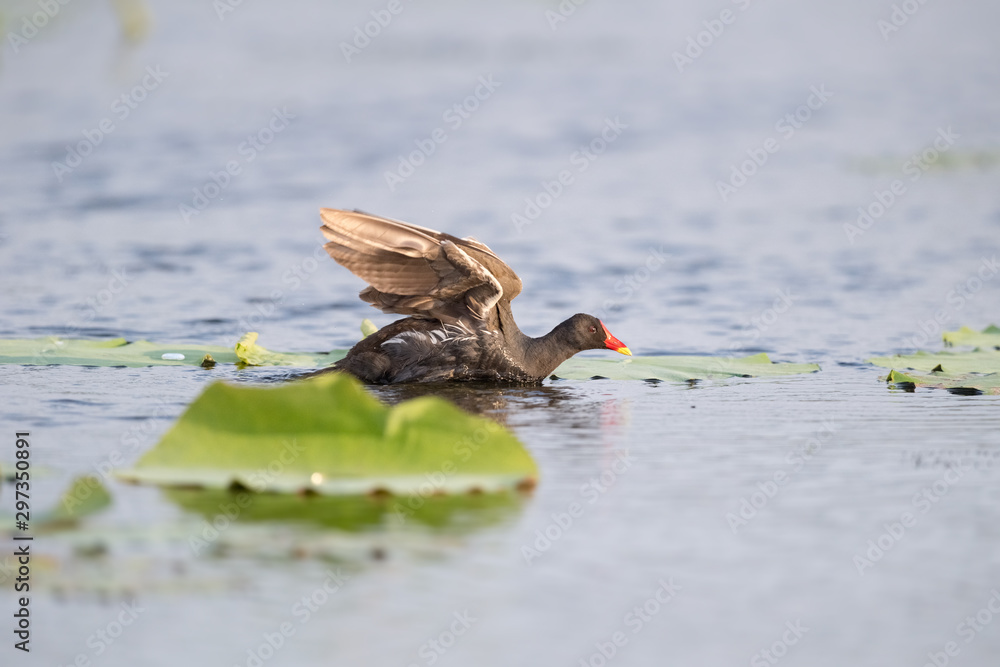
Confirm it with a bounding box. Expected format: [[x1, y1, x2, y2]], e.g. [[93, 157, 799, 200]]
[[319, 208, 522, 323]]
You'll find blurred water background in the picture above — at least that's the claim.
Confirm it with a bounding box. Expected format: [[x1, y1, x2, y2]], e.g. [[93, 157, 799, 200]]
[[1, 0, 999, 665]]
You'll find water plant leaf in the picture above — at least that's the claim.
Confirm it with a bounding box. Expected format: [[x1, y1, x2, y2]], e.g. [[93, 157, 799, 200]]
[[117, 372, 538, 495], [867, 349, 1000, 375], [0, 334, 820, 380], [552, 353, 820, 381], [361, 319, 378, 338], [869, 347, 1000, 394], [38, 476, 113, 528], [881, 368, 1000, 395], [942, 325, 1000, 349], [1, 476, 111, 533], [0, 334, 341, 368], [234, 332, 339, 367], [0, 336, 239, 367]]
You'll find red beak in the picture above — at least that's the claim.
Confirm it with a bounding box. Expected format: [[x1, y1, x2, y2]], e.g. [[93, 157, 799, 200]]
[[600, 321, 632, 356]]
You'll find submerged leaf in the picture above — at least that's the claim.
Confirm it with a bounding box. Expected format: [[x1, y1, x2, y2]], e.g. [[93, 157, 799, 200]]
[[117, 373, 538, 495]]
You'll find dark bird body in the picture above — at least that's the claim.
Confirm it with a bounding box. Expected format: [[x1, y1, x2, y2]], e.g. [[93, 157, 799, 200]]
[[316, 209, 630, 384]]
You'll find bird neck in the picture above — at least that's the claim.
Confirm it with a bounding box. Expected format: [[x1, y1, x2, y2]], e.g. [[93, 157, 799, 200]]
[[498, 305, 577, 378]]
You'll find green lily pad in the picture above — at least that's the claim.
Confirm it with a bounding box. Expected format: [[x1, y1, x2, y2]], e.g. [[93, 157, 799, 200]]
[[867, 349, 1000, 375], [552, 352, 820, 381], [0, 333, 820, 381], [360, 319, 378, 338], [881, 369, 1000, 395], [234, 332, 340, 367], [0, 334, 342, 368], [0, 336, 238, 367], [869, 346, 1000, 394], [942, 325, 1000, 349], [117, 372, 538, 495], [40, 476, 113, 527], [1, 476, 111, 533]]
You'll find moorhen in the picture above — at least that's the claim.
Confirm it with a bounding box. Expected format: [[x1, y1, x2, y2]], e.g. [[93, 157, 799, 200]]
[[316, 208, 631, 384]]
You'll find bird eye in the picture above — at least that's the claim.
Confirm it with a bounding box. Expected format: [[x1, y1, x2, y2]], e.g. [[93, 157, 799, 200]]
[[589, 325, 597, 334]]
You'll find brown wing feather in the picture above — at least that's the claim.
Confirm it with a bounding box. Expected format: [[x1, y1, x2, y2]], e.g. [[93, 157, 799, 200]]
[[320, 208, 519, 323]]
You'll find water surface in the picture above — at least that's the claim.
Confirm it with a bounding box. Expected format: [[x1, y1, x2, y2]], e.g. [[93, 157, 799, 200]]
[[1, 1, 999, 665]]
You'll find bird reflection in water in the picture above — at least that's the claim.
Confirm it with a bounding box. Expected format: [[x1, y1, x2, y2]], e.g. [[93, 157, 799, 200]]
[[369, 381, 630, 440]]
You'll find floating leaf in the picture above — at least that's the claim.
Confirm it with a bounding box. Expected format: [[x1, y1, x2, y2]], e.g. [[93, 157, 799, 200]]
[[870, 347, 1000, 394], [117, 373, 538, 495], [0, 336, 238, 367], [0, 334, 342, 368], [1, 476, 111, 533], [0, 334, 819, 381], [234, 332, 339, 367], [38, 476, 113, 528], [868, 349, 1000, 375], [552, 352, 819, 381], [942, 325, 1000, 349], [361, 319, 378, 338], [881, 368, 1000, 395]]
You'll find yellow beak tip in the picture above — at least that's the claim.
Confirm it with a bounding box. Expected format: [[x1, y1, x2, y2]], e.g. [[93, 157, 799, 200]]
[[618, 346, 632, 357]]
